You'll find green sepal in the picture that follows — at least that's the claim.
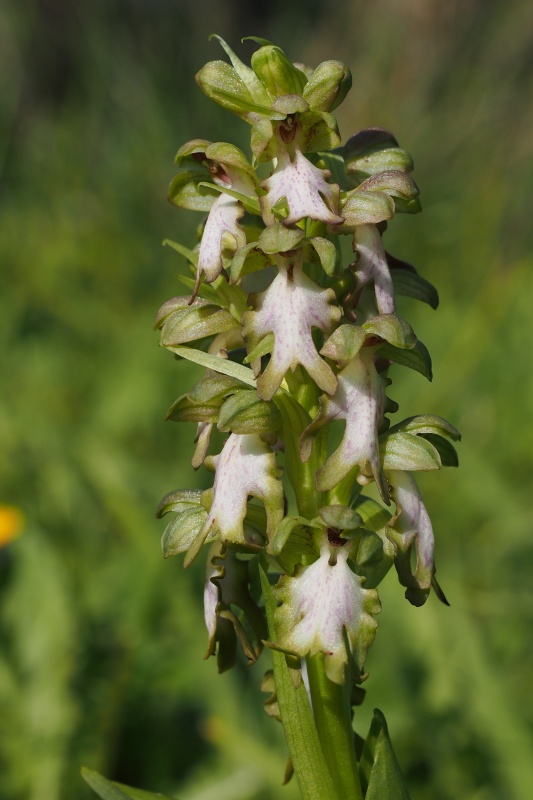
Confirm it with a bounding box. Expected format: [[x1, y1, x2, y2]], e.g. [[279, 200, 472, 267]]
[[386, 414, 461, 442], [320, 324, 366, 364], [168, 167, 217, 212], [318, 505, 363, 532], [349, 529, 395, 589], [310, 236, 339, 276], [209, 35, 272, 106], [165, 393, 220, 424], [218, 389, 281, 434], [359, 709, 411, 800], [250, 45, 308, 98], [353, 496, 392, 532], [271, 94, 309, 115], [356, 171, 420, 214], [156, 488, 204, 518], [157, 299, 238, 347], [378, 339, 433, 381], [340, 189, 395, 227], [338, 128, 414, 182], [302, 60, 352, 112], [362, 314, 416, 349], [269, 515, 322, 574], [231, 242, 272, 281], [391, 267, 439, 309], [188, 371, 246, 404], [195, 60, 276, 119], [161, 505, 211, 558], [81, 767, 176, 800], [298, 109, 342, 152], [258, 222, 306, 254]]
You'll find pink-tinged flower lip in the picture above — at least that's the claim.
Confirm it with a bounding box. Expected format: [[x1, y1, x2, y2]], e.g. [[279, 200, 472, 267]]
[[194, 192, 246, 296], [301, 350, 388, 502], [242, 253, 340, 400], [260, 148, 344, 227], [352, 223, 395, 315], [386, 469, 435, 605], [273, 540, 380, 683], [197, 433, 283, 552]]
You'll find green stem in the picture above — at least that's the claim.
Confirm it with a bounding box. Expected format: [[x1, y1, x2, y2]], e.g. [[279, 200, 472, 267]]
[[306, 654, 363, 800]]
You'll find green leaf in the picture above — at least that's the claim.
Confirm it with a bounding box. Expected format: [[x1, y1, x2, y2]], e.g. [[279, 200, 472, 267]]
[[378, 340, 433, 381], [198, 181, 262, 215], [391, 268, 439, 309], [422, 433, 459, 467], [259, 567, 337, 800], [359, 710, 411, 800], [166, 346, 257, 386], [81, 768, 176, 800], [162, 238, 198, 266]]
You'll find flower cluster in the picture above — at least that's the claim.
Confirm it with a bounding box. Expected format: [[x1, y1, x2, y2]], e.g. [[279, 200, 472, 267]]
[[156, 37, 459, 685]]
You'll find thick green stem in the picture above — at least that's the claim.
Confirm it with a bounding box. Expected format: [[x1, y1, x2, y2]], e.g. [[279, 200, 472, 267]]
[[306, 653, 363, 800]]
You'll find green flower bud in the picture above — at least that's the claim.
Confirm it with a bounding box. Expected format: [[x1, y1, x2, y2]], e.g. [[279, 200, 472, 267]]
[[250, 44, 308, 98], [302, 60, 352, 112]]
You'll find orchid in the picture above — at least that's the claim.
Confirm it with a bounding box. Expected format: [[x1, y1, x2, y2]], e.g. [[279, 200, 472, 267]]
[[86, 35, 462, 800]]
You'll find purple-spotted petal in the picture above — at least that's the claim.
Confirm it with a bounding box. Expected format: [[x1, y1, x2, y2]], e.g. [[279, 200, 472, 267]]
[[386, 470, 435, 605], [274, 542, 380, 683], [302, 351, 386, 498], [353, 224, 395, 314], [196, 193, 246, 289], [242, 256, 340, 400], [260, 148, 343, 226], [200, 433, 283, 547]]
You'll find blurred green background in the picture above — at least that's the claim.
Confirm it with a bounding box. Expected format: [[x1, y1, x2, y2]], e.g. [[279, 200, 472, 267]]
[[1, 1, 532, 798]]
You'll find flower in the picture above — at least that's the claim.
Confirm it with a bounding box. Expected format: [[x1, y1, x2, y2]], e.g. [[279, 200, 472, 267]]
[[352, 223, 395, 315], [242, 252, 341, 400], [274, 539, 380, 683], [386, 469, 435, 606], [301, 349, 388, 500]]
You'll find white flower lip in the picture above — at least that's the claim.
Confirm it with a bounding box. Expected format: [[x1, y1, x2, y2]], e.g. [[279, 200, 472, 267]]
[[243, 255, 340, 400], [261, 148, 344, 226], [352, 223, 395, 315], [200, 432, 283, 547]]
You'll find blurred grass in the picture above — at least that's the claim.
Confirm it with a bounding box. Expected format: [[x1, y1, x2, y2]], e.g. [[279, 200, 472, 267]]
[[0, 1, 532, 798]]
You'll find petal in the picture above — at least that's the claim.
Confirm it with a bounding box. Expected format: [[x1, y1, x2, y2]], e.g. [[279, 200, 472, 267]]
[[196, 193, 246, 288], [304, 351, 387, 499], [386, 470, 435, 605], [242, 256, 340, 400], [274, 543, 380, 683], [353, 224, 395, 315], [260, 148, 343, 226], [200, 433, 284, 547]]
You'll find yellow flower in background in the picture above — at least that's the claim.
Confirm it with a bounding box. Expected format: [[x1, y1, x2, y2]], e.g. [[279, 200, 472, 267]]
[[0, 505, 24, 547]]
